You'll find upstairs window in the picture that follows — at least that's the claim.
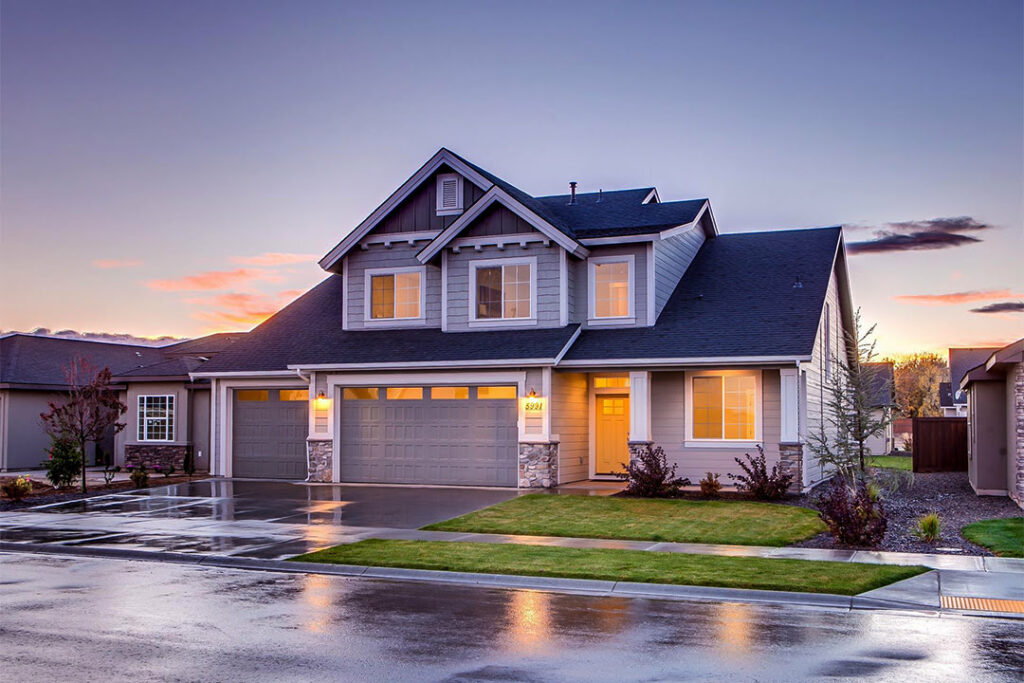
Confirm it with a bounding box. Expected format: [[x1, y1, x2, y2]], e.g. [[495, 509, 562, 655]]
[[367, 268, 423, 321], [590, 257, 632, 320], [138, 395, 174, 442], [472, 259, 533, 321], [436, 173, 463, 216]]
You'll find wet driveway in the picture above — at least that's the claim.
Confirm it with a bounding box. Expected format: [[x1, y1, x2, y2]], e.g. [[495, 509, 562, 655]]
[[1, 552, 1021, 682], [0, 479, 519, 559]]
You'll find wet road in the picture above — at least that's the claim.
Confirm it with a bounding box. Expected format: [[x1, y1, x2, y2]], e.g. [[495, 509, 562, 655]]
[[2, 552, 1021, 682]]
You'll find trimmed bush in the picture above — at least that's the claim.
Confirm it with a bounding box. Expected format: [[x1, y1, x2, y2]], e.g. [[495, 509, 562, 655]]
[[1, 476, 33, 502], [620, 445, 689, 497], [43, 437, 82, 490], [728, 446, 792, 500], [815, 477, 887, 547], [128, 465, 150, 489], [699, 472, 722, 498]]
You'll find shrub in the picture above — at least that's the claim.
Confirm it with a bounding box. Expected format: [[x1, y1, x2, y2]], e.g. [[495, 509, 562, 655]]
[[913, 513, 941, 543], [619, 445, 690, 497], [162, 465, 175, 478], [183, 446, 195, 478], [1, 476, 33, 502], [43, 437, 82, 489], [699, 472, 722, 498], [815, 477, 887, 547], [728, 446, 793, 500], [128, 465, 149, 489], [102, 465, 121, 485]]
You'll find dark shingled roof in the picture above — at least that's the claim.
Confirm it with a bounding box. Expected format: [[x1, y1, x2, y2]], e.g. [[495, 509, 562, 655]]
[[160, 333, 244, 356], [0, 335, 168, 387], [563, 226, 842, 361], [863, 362, 894, 407], [949, 347, 998, 389], [939, 382, 957, 408], [115, 356, 208, 379], [196, 276, 580, 372]]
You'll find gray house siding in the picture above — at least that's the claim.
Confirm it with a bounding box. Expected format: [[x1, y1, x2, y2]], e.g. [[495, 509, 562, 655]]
[[346, 243, 443, 330], [650, 369, 782, 484], [571, 243, 650, 327], [462, 203, 537, 237], [372, 167, 486, 235], [551, 371, 588, 483], [0, 389, 113, 470], [653, 227, 705, 320]]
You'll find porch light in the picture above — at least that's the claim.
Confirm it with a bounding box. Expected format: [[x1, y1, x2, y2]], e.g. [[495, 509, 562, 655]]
[[314, 391, 331, 410], [522, 388, 544, 413], [528, 388, 537, 398]]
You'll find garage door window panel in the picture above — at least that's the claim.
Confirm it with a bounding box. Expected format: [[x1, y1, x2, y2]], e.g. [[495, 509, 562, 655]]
[[477, 386, 517, 400], [431, 386, 469, 399], [386, 387, 423, 400], [343, 387, 379, 400]]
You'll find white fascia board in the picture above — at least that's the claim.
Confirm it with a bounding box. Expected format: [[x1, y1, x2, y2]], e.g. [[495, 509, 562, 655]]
[[579, 234, 658, 246], [417, 187, 586, 263], [553, 326, 582, 364], [189, 370, 301, 379], [319, 149, 494, 271], [289, 359, 558, 371], [557, 356, 808, 368]]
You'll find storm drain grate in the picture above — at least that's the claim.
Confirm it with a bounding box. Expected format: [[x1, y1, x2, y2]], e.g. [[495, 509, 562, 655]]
[[941, 596, 1024, 613]]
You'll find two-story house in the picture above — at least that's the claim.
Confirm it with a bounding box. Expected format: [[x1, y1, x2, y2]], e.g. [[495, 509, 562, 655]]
[[194, 148, 854, 491]]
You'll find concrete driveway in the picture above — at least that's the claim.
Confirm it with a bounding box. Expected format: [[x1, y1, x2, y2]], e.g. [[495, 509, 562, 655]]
[[0, 479, 519, 559]]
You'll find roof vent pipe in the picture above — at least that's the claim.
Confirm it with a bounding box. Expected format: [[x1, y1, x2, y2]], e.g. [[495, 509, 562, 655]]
[[597, 189, 603, 203], [568, 181, 577, 205]]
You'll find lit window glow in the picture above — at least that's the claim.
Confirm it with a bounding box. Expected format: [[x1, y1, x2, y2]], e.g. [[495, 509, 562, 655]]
[[371, 271, 421, 319], [475, 263, 531, 320], [593, 261, 630, 318], [692, 374, 756, 440]]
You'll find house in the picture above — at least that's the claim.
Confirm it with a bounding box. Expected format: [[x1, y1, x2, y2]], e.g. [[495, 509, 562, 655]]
[[0, 333, 241, 472], [939, 382, 967, 417], [192, 148, 855, 491], [958, 338, 1024, 506], [863, 362, 895, 455], [944, 347, 990, 418]]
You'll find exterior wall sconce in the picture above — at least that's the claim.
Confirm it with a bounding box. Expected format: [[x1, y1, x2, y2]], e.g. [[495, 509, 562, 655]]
[[523, 388, 544, 412], [314, 390, 331, 411]]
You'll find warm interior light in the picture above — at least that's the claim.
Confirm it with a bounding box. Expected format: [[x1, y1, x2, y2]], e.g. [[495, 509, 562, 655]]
[[313, 391, 331, 410], [527, 388, 537, 398]]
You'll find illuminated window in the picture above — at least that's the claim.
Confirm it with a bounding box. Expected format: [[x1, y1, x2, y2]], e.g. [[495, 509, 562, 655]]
[[369, 270, 422, 320], [473, 261, 532, 320], [343, 387, 379, 400], [591, 259, 631, 318], [386, 387, 423, 400], [138, 395, 174, 441], [477, 386, 516, 400], [236, 390, 268, 402], [279, 389, 308, 402], [602, 397, 626, 415], [691, 373, 757, 441], [430, 386, 469, 399], [594, 376, 630, 389]]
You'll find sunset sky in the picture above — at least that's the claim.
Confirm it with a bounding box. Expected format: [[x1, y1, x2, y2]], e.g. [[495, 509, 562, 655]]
[[2, 0, 1021, 356]]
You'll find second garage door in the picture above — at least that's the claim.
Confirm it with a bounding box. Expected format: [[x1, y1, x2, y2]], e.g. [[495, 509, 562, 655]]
[[232, 387, 308, 479], [339, 385, 518, 486]]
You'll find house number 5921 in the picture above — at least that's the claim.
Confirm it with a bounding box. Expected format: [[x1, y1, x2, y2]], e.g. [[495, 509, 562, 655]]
[[523, 399, 544, 412]]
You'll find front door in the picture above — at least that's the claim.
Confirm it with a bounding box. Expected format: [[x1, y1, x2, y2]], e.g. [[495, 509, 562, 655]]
[[595, 395, 630, 475]]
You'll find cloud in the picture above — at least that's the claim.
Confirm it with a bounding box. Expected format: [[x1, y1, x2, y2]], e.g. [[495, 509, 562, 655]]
[[893, 289, 1024, 305], [1, 328, 180, 345], [186, 290, 303, 328], [92, 258, 143, 269], [146, 268, 279, 292], [969, 301, 1024, 314], [231, 252, 317, 266], [848, 216, 992, 255]]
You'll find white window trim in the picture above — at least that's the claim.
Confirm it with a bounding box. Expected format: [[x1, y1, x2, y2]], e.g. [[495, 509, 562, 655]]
[[436, 172, 464, 216], [588, 254, 635, 325], [684, 369, 762, 447], [363, 266, 427, 326], [824, 302, 832, 381], [138, 394, 175, 442], [467, 256, 538, 328]]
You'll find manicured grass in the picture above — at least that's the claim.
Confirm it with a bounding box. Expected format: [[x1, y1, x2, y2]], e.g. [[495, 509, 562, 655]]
[[422, 493, 826, 547], [866, 455, 913, 471], [962, 518, 1024, 558], [292, 539, 928, 596]]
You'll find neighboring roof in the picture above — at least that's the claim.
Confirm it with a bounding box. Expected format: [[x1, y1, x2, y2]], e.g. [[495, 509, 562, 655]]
[[0, 334, 167, 387], [194, 276, 581, 373], [949, 347, 998, 388], [958, 338, 1024, 390], [863, 362, 894, 407], [938, 382, 961, 408], [561, 226, 844, 363], [114, 356, 208, 379], [160, 333, 244, 356]]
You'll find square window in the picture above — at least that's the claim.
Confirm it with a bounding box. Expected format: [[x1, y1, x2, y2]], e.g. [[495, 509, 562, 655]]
[[474, 262, 532, 320], [690, 373, 757, 441], [369, 270, 421, 320], [386, 387, 423, 400], [343, 387, 379, 400], [279, 389, 308, 402], [236, 390, 268, 402], [477, 386, 516, 400], [430, 386, 469, 400]]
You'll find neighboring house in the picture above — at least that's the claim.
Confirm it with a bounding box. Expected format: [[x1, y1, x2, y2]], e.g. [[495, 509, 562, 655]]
[[0, 333, 241, 472], [194, 148, 855, 491], [939, 382, 967, 417], [959, 338, 1024, 506], [863, 362, 895, 456], [947, 347, 991, 418]]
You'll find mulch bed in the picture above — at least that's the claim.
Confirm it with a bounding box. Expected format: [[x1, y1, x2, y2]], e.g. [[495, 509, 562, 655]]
[[0, 474, 202, 512]]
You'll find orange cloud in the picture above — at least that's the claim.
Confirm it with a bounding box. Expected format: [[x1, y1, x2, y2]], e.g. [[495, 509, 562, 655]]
[[187, 290, 303, 328], [892, 289, 1024, 305], [92, 258, 143, 269], [232, 252, 317, 266], [146, 268, 278, 292]]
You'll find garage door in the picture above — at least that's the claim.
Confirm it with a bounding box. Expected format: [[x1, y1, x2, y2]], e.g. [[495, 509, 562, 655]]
[[339, 385, 518, 486], [232, 388, 308, 479]]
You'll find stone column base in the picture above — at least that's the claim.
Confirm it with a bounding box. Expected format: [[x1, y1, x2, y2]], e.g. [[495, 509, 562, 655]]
[[125, 444, 187, 471], [519, 442, 558, 488], [778, 442, 804, 492], [627, 441, 654, 463], [307, 440, 333, 482]]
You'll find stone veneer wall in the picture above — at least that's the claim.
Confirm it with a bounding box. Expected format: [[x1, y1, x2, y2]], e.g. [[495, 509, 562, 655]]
[[519, 442, 558, 488], [307, 440, 332, 483], [778, 443, 804, 492], [125, 444, 187, 471], [627, 440, 654, 462], [1012, 362, 1024, 506]]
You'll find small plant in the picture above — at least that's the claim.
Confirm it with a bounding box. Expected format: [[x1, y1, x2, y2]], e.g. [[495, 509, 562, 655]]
[[128, 464, 149, 489], [699, 472, 722, 498], [102, 465, 121, 485], [619, 445, 690, 497], [1, 475, 33, 502], [815, 477, 888, 547], [913, 513, 941, 543], [42, 437, 82, 489], [162, 465, 175, 478], [728, 446, 792, 500]]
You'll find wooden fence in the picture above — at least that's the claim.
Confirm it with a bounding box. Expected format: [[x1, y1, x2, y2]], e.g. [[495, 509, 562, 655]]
[[912, 417, 968, 473]]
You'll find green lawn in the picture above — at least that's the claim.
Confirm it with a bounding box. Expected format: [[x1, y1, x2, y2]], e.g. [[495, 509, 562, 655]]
[[422, 493, 826, 547], [292, 539, 927, 596], [866, 455, 913, 471], [962, 518, 1024, 558]]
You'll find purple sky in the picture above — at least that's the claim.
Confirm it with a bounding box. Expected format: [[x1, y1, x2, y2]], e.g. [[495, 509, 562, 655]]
[[2, 0, 1021, 355]]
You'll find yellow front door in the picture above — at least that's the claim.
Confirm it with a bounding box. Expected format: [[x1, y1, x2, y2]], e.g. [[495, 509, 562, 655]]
[[595, 395, 630, 474]]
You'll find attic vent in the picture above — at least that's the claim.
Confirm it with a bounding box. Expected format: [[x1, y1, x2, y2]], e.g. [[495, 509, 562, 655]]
[[436, 173, 463, 216]]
